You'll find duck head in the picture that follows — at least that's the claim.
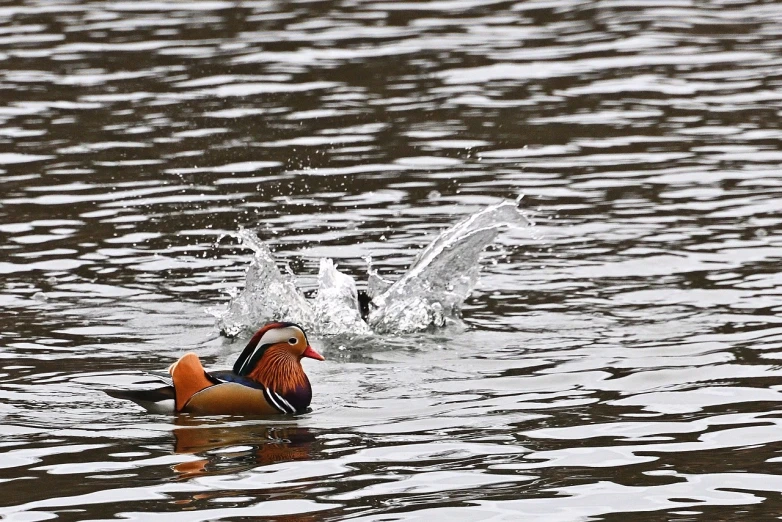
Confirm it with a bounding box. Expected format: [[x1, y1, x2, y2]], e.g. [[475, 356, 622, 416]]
[[233, 322, 324, 394]]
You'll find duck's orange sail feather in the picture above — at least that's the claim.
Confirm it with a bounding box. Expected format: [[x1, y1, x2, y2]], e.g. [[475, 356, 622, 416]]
[[169, 352, 214, 412]]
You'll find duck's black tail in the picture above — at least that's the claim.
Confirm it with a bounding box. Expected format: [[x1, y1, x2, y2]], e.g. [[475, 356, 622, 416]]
[[104, 386, 175, 413]]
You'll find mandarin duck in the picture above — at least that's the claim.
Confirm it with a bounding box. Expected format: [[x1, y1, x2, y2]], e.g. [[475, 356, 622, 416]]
[[107, 322, 324, 415]]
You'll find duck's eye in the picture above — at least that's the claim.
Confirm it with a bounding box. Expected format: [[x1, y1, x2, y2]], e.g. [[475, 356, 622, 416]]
[[288, 337, 298, 345]]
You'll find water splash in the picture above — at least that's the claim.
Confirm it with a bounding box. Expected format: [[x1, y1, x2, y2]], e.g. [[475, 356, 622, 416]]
[[313, 259, 372, 336], [367, 200, 533, 333], [206, 228, 314, 337], [208, 201, 535, 336]]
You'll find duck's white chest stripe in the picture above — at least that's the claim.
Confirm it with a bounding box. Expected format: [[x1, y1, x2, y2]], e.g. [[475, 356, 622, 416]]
[[263, 387, 295, 414], [274, 392, 295, 413]]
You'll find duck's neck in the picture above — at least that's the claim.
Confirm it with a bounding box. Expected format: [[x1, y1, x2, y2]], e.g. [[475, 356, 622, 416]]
[[248, 347, 308, 394]]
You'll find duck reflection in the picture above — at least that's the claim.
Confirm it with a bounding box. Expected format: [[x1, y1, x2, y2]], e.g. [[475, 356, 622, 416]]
[[171, 418, 316, 477]]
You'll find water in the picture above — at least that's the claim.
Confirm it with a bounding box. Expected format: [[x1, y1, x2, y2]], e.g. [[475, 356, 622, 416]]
[[2, 0, 782, 520]]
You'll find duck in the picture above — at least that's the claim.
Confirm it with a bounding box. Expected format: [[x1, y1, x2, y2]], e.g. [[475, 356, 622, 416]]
[[106, 322, 324, 415]]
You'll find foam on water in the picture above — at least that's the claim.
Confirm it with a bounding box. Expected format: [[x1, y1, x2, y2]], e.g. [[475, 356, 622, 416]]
[[208, 201, 534, 336]]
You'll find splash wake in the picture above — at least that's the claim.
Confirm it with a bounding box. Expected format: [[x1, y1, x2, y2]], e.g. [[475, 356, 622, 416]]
[[207, 200, 534, 336]]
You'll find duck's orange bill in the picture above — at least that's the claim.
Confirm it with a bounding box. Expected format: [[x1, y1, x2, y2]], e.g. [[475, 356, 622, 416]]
[[302, 345, 325, 361]]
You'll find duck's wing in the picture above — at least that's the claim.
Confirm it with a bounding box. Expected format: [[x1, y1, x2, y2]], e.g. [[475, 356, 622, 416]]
[[169, 356, 287, 415]]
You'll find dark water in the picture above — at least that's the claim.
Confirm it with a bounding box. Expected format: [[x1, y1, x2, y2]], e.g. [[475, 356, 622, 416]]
[[2, 0, 782, 520]]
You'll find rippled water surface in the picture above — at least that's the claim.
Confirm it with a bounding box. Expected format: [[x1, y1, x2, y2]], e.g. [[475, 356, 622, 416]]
[[2, 0, 782, 520]]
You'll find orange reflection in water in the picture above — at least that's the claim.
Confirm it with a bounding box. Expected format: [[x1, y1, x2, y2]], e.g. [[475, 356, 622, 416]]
[[170, 418, 316, 478]]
